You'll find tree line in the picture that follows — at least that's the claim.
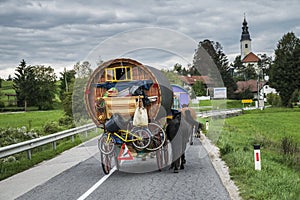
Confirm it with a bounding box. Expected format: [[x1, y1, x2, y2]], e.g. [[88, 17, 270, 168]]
[[11, 60, 92, 116]]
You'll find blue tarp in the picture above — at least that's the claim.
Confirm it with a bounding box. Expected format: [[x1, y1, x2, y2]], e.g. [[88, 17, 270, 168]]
[[92, 80, 153, 91], [171, 84, 190, 108]]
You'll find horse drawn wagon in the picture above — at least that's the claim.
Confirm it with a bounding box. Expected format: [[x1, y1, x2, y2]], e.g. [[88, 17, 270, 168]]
[[85, 58, 174, 174]]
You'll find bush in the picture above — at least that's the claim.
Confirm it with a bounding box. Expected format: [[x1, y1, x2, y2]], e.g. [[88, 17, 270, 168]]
[[0, 127, 39, 147], [0, 101, 4, 108], [290, 89, 300, 105], [58, 116, 75, 128], [42, 121, 62, 135], [267, 93, 282, 107]]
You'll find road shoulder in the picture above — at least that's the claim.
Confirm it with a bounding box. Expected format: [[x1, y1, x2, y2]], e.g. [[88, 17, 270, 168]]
[[200, 134, 241, 200]]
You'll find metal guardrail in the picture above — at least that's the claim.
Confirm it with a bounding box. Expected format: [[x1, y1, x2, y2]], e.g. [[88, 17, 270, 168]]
[[0, 123, 97, 160], [197, 108, 242, 118]]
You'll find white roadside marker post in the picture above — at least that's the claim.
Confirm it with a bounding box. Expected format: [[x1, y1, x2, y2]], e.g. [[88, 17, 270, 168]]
[[205, 120, 209, 131], [254, 144, 261, 170]]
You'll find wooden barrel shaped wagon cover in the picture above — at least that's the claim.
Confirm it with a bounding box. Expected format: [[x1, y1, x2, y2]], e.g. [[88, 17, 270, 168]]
[[85, 58, 173, 127]]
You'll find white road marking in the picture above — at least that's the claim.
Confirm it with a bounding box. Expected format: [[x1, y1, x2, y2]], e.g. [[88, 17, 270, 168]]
[[76, 166, 117, 200]]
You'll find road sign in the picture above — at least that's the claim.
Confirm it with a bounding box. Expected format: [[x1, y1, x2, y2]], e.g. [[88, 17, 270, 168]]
[[118, 143, 134, 160], [242, 99, 253, 104], [213, 87, 227, 99]]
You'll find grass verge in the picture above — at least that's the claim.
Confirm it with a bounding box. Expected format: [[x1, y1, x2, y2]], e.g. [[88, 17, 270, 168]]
[[214, 108, 300, 199]]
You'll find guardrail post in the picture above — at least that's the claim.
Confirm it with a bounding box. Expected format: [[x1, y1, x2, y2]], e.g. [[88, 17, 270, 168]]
[[71, 135, 74, 142], [27, 149, 32, 160], [85, 130, 88, 138], [52, 141, 57, 150]]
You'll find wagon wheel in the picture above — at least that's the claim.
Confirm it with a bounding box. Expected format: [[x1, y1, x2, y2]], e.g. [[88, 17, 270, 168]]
[[189, 125, 196, 145], [146, 122, 166, 151], [98, 133, 115, 155], [114, 146, 121, 171], [100, 151, 112, 174], [162, 141, 169, 166], [156, 148, 163, 171]]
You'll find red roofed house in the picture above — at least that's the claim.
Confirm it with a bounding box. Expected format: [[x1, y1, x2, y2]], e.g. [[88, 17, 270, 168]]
[[179, 75, 211, 86], [235, 80, 264, 99], [236, 79, 277, 100]]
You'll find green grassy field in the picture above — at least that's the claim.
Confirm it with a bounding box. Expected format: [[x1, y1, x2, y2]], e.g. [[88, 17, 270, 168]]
[[214, 108, 300, 199], [0, 110, 64, 129]]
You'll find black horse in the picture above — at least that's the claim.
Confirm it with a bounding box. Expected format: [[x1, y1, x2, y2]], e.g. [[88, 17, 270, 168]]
[[166, 111, 192, 173], [184, 109, 203, 142]]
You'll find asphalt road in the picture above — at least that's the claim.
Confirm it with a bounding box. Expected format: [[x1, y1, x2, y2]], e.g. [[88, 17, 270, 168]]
[[14, 138, 231, 200]]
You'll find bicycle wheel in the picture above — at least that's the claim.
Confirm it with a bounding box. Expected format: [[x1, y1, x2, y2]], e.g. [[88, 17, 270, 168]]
[[146, 122, 166, 151], [98, 133, 115, 155], [132, 128, 151, 150], [100, 151, 112, 174]]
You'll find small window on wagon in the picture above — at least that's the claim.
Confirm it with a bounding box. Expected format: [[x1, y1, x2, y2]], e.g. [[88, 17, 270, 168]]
[[105, 66, 132, 82]]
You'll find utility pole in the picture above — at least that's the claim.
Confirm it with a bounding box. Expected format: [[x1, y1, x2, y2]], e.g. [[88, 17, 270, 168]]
[[64, 67, 68, 93]]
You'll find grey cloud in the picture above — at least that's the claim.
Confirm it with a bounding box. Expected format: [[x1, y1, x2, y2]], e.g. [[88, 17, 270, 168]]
[[0, 0, 300, 78]]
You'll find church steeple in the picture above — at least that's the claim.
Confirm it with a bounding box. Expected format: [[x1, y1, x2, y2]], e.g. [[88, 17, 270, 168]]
[[240, 16, 251, 41], [240, 15, 252, 58]]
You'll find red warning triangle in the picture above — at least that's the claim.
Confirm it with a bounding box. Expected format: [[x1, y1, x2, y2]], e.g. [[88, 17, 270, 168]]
[[118, 143, 134, 160]]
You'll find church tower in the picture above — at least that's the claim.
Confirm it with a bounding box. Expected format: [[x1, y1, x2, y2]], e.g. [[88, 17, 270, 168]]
[[240, 16, 252, 58]]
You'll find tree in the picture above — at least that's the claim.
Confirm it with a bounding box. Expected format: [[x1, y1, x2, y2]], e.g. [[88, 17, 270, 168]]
[[244, 64, 257, 80], [13, 60, 37, 110], [269, 32, 300, 107], [173, 63, 182, 74], [72, 61, 92, 123], [194, 40, 218, 77], [74, 61, 92, 78], [192, 80, 206, 96], [7, 75, 12, 81], [33, 65, 57, 110], [258, 53, 272, 79], [231, 55, 257, 81], [63, 91, 73, 117], [161, 69, 184, 86], [59, 68, 76, 117], [231, 55, 244, 81], [290, 89, 300, 105], [59, 68, 76, 101], [199, 40, 237, 98], [188, 65, 201, 75]]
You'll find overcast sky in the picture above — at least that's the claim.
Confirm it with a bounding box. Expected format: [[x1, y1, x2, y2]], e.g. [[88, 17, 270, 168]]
[[0, 0, 299, 79]]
